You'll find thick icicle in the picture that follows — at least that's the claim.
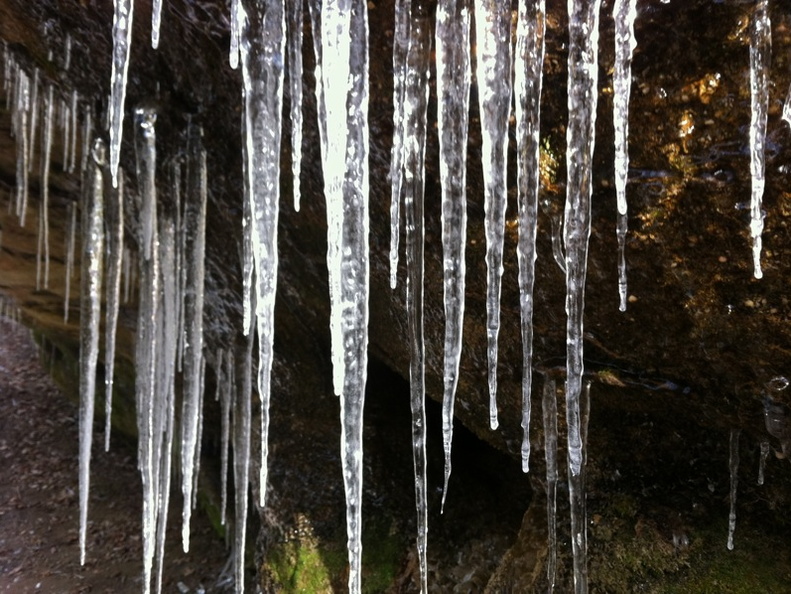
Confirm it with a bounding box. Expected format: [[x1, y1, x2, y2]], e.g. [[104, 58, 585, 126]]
[[758, 440, 769, 485], [613, 0, 636, 311], [180, 126, 207, 552], [388, 0, 409, 289], [133, 105, 158, 593], [78, 139, 106, 565], [567, 380, 591, 594], [435, 0, 471, 509], [474, 0, 513, 430], [109, 0, 134, 187], [104, 170, 125, 451], [514, 0, 546, 472], [748, 0, 770, 279], [239, 0, 284, 515], [565, 0, 601, 478], [542, 374, 558, 593], [152, 0, 162, 49], [39, 84, 54, 291], [727, 428, 741, 550], [64, 201, 77, 322], [286, 0, 304, 210]]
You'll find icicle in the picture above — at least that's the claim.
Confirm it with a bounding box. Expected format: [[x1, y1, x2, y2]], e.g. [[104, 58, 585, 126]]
[[14, 69, 30, 227], [40, 84, 54, 291], [64, 201, 77, 321], [230, 0, 241, 69], [109, 0, 134, 187], [123, 246, 132, 303], [28, 68, 38, 173], [69, 90, 79, 173], [239, 0, 285, 515], [220, 349, 234, 526], [62, 96, 71, 172], [567, 380, 591, 594], [133, 105, 158, 594], [78, 138, 106, 565], [180, 125, 207, 552], [758, 440, 769, 485], [81, 106, 93, 178], [233, 328, 254, 594], [748, 0, 770, 279], [240, 127, 253, 335], [320, 0, 371, 589], [388, 0, 409, 289], [104, 170, 125, 451], [613, 0, 636, 311], [64, 34, 72, 71], [727, 428, 741, 550], [436, 0, 471, 510], [515, 0, 546, 472], [286, 0, 304, 211], [474, 0, 512, 430], [542, 374, 558, 593], [565, 0, 601, 478], [152, 0, 163, 49], [783, 83, 791, 128]]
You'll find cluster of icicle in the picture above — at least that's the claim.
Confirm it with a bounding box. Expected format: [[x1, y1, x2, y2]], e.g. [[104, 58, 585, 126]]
[[2, 0, 781, 591]]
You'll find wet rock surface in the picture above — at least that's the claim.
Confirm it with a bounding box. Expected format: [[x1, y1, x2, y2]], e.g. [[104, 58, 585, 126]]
[[0, 0, 791, 591]]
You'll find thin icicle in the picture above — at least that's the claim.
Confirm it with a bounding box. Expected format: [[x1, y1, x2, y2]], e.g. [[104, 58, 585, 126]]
[[230, 0, 241, 69], [64, 34, 72, 71], [388, 0, 409, 289], [27, 68, 38, 173], [233, 328, 254, 594], [515, 0, 546, 472], [64, 201, 77, 322], [565, 0, 601, 478], [239, 0, 284, 516], [436, 0, 471, 510], [613, 0, 636, 311], [180, 125, 207, 552], [542, 374, 558, 593], [152, 0, 163, 49], [39, 84, 54, 291], [748, 0, 770, 279], [473, 0, 513, 430], [14, 69, 30, 227], [727, 428, 741, 550], [758, 440, 769, 486], [104, 170, 125, 451], [69, 90, 79, 173], [62, 96, 71, 172], [286, 0, 304, 211], [402, 6, 431, 590], [220, 349, 234, 526], [783, 82, 791, 128], [109, 0, 134, 187], [567, 380, 591, 594], [78, 138, 106, 565]]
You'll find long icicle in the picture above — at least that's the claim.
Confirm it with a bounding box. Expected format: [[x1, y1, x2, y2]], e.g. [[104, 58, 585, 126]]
[[473, 0, 513, 430], [727, 428, 741, 550], [436, 0, 471, 510], [748, 0, 770, 279], [286, 0, 304, 211], [515, 0, 546, 472], [78, 138, 106, 565], [39, 84, 55, 290], [233, 325, 254, 594], [542, 374, 558, 592], [152, 0, 163, 49], [567, 380, 592, 593], [613, 0, 636, 310], [109, 0, 134, 187]]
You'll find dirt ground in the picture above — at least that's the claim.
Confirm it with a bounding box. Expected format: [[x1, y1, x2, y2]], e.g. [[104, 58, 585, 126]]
[[0, 317, 233, 593]]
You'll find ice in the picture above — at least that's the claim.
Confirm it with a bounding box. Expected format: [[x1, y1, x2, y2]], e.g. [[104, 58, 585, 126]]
[[474, 0, 512, 430], [109, 0, 134, 187], [238, 0, 285, 513], [401, 5, 431, 590], [78, 138, 106, 565], [758, 440, 769, 486], [727, 428, 741, 550], [388, 0, 409, 289], [152, 0, 162, 49], [748, 0, 770, 279], [435, 0, 470, 509], [64, 201, 77, 322], [38, 84, 54, 291], [230, 0, 241, 69], [542, 374, 558, 592], [567, 380, 591, 593], [514, 0, 546, 472], [286, 0, 304, 211], [233, 327, 254, 594], [14, 68, 30, 227], [64, 34, 72, 71], [565, 0, 601, 478], [180, 125, 208, 551], [69, 90, 78, 173], [61, 96, 71, 172], [28, 68, 38, 173], [613, 0, 636, 311], [104, 169, 125, 451], [219, 350, 234, 526]]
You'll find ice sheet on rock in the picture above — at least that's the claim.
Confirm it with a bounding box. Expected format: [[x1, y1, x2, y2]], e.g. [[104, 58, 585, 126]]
[[748, 0, 770, 279], [565, 0, 601, 478], [727, 428, 741, 550], [514, 0, 546, 472], [613, 0, 636, 311], [79, 139, 106, 565], [567, 380, 591, 594], [180, 125, 208, 552], [286, 0, 304, 211], [402, 6, 431, 590], [473, 0, 512, 430], [239, 0, 284, 516], [109, 0, 134, 187], [435, 0, 470, 509], [104, 170, 125, 451], [542, 374, 558, 592]]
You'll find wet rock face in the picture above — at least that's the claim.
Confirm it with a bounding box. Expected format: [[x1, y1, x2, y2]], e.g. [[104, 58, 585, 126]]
[[2, 0, 791, 590]]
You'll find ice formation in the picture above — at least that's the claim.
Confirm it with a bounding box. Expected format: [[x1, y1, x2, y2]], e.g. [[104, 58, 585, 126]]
[[542, 374, 559, 592], [727, 428, 741, 550], [109, 0, 134, 186]]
